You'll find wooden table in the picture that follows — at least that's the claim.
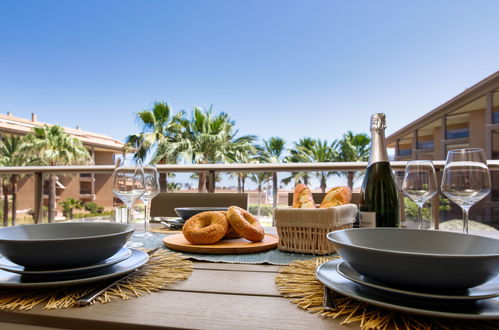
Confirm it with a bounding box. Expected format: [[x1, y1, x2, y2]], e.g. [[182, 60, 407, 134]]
[[0, 228, 497, 329], [0, 261, 353, 330]]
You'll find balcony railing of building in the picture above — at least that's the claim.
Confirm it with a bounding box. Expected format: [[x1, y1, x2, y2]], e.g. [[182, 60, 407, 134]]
[[1, 160, 499, 228]]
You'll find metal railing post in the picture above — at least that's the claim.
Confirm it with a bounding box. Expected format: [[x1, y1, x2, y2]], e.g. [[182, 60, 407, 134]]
[[34, 172, 43, 224]]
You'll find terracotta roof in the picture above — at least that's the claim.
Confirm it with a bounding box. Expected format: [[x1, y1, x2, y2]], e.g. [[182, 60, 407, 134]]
[[0, 113, 125, 152]]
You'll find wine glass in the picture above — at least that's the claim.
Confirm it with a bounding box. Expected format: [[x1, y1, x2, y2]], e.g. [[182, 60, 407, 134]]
[[112, 156, 145, 225], [441, 148, 491, 234], [136, 164, 160, 238], [402, 160, 437, 230]]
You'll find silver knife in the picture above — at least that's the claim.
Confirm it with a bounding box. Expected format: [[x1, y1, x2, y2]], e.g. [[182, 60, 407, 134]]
[[76, 248, 160, 307]]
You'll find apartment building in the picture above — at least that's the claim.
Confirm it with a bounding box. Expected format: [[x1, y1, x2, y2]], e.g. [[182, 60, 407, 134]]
[[386, 71, 499, 226], [0, 112, 124, 212]]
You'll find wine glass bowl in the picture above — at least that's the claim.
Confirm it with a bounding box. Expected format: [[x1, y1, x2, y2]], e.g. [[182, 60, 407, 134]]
[[112, 157, 145, 224], [441, 148, 491, 234], [402, 160, 437, 229], [137, 164, 160, 237]]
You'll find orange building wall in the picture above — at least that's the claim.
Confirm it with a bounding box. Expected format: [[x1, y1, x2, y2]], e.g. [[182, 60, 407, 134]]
[[469, 109, 485, 148]]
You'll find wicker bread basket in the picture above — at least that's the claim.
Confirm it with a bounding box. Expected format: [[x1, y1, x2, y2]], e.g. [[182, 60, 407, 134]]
[[273, 204, 358, 255]]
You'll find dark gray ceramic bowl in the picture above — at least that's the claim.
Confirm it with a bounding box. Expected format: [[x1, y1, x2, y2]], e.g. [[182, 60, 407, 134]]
[[174, 207, 228, 222], [328, 228, 499, 290], [0, 222, 135, 269]]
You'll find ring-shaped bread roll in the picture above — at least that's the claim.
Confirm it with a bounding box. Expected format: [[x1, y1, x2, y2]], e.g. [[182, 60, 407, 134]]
[[182, 211, 228, 244], [218, 211, 241, 239], [227, 206, 265, 242]]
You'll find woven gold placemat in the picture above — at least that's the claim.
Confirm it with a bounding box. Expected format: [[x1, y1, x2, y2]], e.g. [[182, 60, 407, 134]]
[[0, 249, 192, 310], [149, 227, 181, 234], [275, 257, 498, 330]]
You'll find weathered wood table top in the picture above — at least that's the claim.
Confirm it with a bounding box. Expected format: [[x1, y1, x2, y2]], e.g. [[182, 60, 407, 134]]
[[0, 228, 497, 329], [0, 260, 353, 330]]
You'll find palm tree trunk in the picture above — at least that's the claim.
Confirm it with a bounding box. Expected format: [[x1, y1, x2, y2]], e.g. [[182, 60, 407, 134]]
[[159, 173, 167, 192], [347, 172, 354, 190], [10, 175, 18, 226], [48, 174, 57, 222], [320, 174, 327, 193], [3, 183, 9, 227], [272, 173, 278, 208], [237, 175, 242, 193], [198, 173, 206, 193], [257, 185, 262, 217], [242, 175, 246, 193]]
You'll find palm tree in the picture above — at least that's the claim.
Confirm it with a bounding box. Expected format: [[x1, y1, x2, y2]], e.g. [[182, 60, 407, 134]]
[[336, 131, 370, 189], [248, 171, 271, 216], [125, 101, 185, 192], [22, 125, 92, 222], [259, 137, 286, 208], [227, 139, 258, 193], [293, 139, 339, 192], [282, 137, 316, 187], [60, 197, 82, 220], [155, 107, 256, 192], [0, 135, 40, 226]]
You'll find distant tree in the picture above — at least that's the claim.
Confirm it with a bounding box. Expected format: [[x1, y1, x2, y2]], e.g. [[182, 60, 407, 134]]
[[336, 131, 370, 189], [60, 198, 83, 220], [282, 137, 315, 186], [167, 181, 182, 192], [0, 135, 40, 226], [259, 137, 286, 208], [22, 125, 92, 222], [125, 101, 185, 192], [155, 107, 255, 192], [292, 139, 339, 192], [248, 171, 271, 216]]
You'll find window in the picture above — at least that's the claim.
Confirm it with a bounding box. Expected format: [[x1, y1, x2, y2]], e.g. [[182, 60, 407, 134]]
[[446, 128, 469, 139], [398, 136, 412, 156], [493, 91, 499, 123], [417, 140, 434, 149], [398, 149, 412, 156], [445, 113, 469, 140]]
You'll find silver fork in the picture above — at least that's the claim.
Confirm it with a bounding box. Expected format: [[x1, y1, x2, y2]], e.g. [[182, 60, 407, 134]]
[[322, 286, 337, 310], [76, 248, 160, 306]]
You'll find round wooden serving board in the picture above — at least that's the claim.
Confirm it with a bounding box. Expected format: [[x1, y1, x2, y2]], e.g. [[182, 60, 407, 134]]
[[163, 234, 279, 254]]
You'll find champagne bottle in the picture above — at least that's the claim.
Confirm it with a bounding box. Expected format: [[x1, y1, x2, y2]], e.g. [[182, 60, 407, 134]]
[[359, 113, 400, 227]]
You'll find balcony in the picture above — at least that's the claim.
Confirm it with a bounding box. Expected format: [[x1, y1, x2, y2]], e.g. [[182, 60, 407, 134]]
[[1, 161, 499, 230]]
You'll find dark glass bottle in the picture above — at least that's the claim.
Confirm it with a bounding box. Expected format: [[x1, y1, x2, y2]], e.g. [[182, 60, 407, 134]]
[[359, 113, 400, 227]]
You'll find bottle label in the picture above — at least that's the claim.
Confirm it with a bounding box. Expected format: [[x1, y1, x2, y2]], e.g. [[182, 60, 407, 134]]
[[359, 211, 376, 227]]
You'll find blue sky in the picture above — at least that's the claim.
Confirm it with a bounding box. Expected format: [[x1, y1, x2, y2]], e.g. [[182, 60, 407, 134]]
[[1, 0, 499, 187]]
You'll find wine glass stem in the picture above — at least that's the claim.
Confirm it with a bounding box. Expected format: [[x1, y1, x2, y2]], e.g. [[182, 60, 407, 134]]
[[418, 205, 423, 230], [144, 202, 149, 232], [127, 206, 132, 225], [462, 208, 469, 234]]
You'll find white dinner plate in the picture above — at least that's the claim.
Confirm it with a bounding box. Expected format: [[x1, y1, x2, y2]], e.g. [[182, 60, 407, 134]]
[[0, 249, 148, 288], [336, 261, 499, 301], [316, 259, 499, 319], [0, 248, 132, 276]]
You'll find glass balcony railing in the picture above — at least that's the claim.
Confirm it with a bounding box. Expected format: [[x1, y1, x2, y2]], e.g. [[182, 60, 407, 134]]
[[1, 161, 499, 230]]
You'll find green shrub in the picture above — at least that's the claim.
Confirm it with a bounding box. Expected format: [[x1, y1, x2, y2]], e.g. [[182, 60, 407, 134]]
[[248, 204, 273, 217], [84, 202, 100, 213], [73, 210, 114, 219], [404, 196, 451, 220]]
